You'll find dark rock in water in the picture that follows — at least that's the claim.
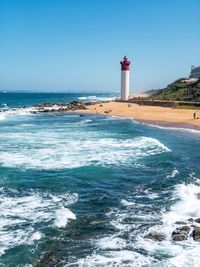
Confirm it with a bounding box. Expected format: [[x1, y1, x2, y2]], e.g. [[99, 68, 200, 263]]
[[35, 251, 57, 267], [179, 226, 191, 232], [188, 218, 194, 222], [175, 221, 187, 225], [194, 218, 200, 223], [172, 226, 190, 241], [193, 226, 200, 241], [35, 100, 88, 114], [172, 232, 187, 241], [191, 179, 200, 187], [145, 232, 165, 241]]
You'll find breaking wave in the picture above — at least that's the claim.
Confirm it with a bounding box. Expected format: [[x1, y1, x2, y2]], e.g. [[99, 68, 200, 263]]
[[78, 95, 115, 101], [75, 176, 200, 267], [0, 106, 37, 121], [0, 136, 170, 170], [0, 188, 78, 255], [136, 179, 200, 267]]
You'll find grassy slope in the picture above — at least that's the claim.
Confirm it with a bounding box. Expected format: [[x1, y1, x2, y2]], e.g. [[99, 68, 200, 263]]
[[149, 78, 200, 101]]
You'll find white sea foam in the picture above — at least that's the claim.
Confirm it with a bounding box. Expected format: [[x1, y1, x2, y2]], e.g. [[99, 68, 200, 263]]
[[0, 113, 6, 120], [30, 231, 43, 242], [0, 189, 78, 255], [54, 206, 76, 228], [163, 182, 200, 225], [144, 121, 200, 135], [0, 106, 37, 122], [136, 180, 200, 266], [89, 180, 200, 266], [71, 250, 153, 267], [167, 168, 179, 179], [168, 246, 200, 267], [78, 95, 115, 101], [98, 235, 126, 250], [0, 136, 170, 170], [121, 199, 135, 206]]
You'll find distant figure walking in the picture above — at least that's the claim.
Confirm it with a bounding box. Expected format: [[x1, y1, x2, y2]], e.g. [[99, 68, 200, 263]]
[[193, 112, 196, 119], [128, 104, 131, 108]]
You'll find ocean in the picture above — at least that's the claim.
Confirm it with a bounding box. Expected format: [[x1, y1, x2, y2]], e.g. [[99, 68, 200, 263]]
[[0, 92, 200, 267]]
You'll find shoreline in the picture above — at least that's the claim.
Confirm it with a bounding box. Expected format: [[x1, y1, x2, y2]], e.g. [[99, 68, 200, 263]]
[[76, 101, 200, 131], [76, 111, 200, 132], [2, 100, 200, 131], [135, 119, 200, 131]]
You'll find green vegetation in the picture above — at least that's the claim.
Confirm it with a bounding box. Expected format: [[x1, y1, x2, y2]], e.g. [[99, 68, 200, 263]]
[[174, 105, 200, 110], [148, 78, 200, 101]]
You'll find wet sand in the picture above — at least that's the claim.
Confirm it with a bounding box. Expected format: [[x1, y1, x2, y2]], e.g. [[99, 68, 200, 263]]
[[79, 101, 200, 131]]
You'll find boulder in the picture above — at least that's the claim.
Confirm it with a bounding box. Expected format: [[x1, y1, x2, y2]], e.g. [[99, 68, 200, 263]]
[[192, 226, 200, 241], [194, 218, 200, 223], [35, 251, 56, 267], [191, 179, 200, 187], [172, 226, 190, 241], [175, 221, 187, 225], [145, 232, 165, 242]]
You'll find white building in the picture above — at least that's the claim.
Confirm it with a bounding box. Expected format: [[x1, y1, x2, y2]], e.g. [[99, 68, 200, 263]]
[[190, 66, 200, 78]]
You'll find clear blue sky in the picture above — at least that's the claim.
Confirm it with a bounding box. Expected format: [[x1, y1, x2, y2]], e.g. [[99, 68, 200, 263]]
[[0, 0, 200, 92]]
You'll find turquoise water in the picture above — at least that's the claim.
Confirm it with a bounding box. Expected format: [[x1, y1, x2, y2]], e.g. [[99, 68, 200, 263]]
[[0, 93, 200, 267]]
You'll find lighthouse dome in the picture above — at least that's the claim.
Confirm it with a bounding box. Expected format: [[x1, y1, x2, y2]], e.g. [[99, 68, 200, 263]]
[[120, 56, 131, 71]]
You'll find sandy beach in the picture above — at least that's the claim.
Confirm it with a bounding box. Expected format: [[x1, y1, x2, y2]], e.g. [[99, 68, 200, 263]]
[[81, 101, 200, 130]]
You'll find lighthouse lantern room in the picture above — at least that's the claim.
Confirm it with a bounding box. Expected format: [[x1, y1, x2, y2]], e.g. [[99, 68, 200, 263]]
[[120, 56, 131, 101]]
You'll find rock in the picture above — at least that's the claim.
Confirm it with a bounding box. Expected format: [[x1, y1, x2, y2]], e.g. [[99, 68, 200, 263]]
[[35, 251, 56, 267], [175, 221, 187, 225], [179, 226, 191, 232], [188, 218, 194, 222], [193, 226, 200, 241], [145, 232, 165, 241], [35, 101, 88, 114], [172, 226, 190, 241], [191, 179, 200, 187], [194, 218, 200, 223]]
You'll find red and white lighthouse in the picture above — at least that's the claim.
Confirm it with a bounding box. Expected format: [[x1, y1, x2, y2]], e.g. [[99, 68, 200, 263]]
[[120, 56, 131, 101]]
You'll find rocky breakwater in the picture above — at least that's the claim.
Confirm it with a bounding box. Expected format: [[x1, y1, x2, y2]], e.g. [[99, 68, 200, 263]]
[[34, 101, 96, 113]]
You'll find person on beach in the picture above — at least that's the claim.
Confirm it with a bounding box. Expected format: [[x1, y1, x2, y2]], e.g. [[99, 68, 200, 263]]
[[193, 112, 196, 119]]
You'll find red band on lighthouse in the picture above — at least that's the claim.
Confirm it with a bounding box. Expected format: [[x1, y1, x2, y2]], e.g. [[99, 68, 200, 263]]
[[120, 56, 131, 71]]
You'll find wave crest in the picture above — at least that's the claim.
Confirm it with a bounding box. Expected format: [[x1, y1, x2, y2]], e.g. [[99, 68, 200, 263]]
[[0, 136, 170, 170]]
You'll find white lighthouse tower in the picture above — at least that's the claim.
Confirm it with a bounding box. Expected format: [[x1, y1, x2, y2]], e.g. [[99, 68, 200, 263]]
[[120, 56, 131, 101]]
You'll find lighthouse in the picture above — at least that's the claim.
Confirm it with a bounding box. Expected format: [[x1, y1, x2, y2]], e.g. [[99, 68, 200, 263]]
[[120, 56, 131, 101]]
